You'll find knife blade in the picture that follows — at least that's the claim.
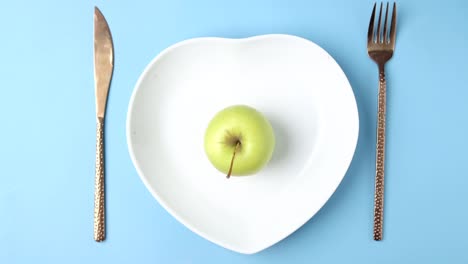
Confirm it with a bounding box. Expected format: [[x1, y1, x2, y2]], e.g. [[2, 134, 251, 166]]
[[94, 6, 113, 118], [93, 6, 114, 242]]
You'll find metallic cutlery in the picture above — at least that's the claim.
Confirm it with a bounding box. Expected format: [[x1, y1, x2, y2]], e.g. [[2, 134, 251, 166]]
[[367, 2, 397, 241], [93, 6, 114, 242]]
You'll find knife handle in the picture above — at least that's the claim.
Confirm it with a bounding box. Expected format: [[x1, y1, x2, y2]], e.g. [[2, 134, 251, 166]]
[[94, 117, 105, 242]]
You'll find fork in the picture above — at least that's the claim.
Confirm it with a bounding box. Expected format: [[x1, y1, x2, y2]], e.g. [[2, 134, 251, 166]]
[[367, 2, 397, 241]]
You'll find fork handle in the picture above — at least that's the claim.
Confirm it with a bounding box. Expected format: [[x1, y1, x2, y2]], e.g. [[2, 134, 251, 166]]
[[94, 117, 105, 242], [373, 65, 386, 241]]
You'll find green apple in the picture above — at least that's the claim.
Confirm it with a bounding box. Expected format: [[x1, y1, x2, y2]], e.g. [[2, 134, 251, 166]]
[[204, 105, 275, 178]]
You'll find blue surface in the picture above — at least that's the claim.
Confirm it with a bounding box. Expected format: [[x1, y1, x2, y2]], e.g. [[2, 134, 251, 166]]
[[1, 0, 467, 263]]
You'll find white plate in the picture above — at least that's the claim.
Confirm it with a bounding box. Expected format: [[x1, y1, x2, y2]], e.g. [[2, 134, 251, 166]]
[[127, 34, 359, 254]]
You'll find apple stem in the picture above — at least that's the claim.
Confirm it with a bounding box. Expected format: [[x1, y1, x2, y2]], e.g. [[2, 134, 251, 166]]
[[226, 141, 241, 179]]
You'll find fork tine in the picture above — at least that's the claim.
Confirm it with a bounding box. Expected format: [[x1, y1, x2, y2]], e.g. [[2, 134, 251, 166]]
[[376, 3, 383, 43], [389, 2, 397, 45], [383, 2, 389, 43], [367, 3, 376, 43]]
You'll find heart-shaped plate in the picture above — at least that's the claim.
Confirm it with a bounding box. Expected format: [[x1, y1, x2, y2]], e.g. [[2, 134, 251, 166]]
[[127, 34, 358, 254]]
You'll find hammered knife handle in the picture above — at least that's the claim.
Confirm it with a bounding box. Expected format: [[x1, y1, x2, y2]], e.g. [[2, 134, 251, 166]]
[[373, 68, 387, 241], [94, 117, 105, 242]]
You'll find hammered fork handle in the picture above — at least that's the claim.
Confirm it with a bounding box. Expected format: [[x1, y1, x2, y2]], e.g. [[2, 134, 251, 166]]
[[373, 65, 386, 241], [94, 117, 105, 242]]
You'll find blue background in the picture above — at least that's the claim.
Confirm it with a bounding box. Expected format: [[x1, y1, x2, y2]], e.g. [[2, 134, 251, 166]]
[[1, 0, 467, 263]]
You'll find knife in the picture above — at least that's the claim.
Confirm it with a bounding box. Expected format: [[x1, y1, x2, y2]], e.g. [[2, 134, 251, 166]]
[[93, 6, 114, 242]]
